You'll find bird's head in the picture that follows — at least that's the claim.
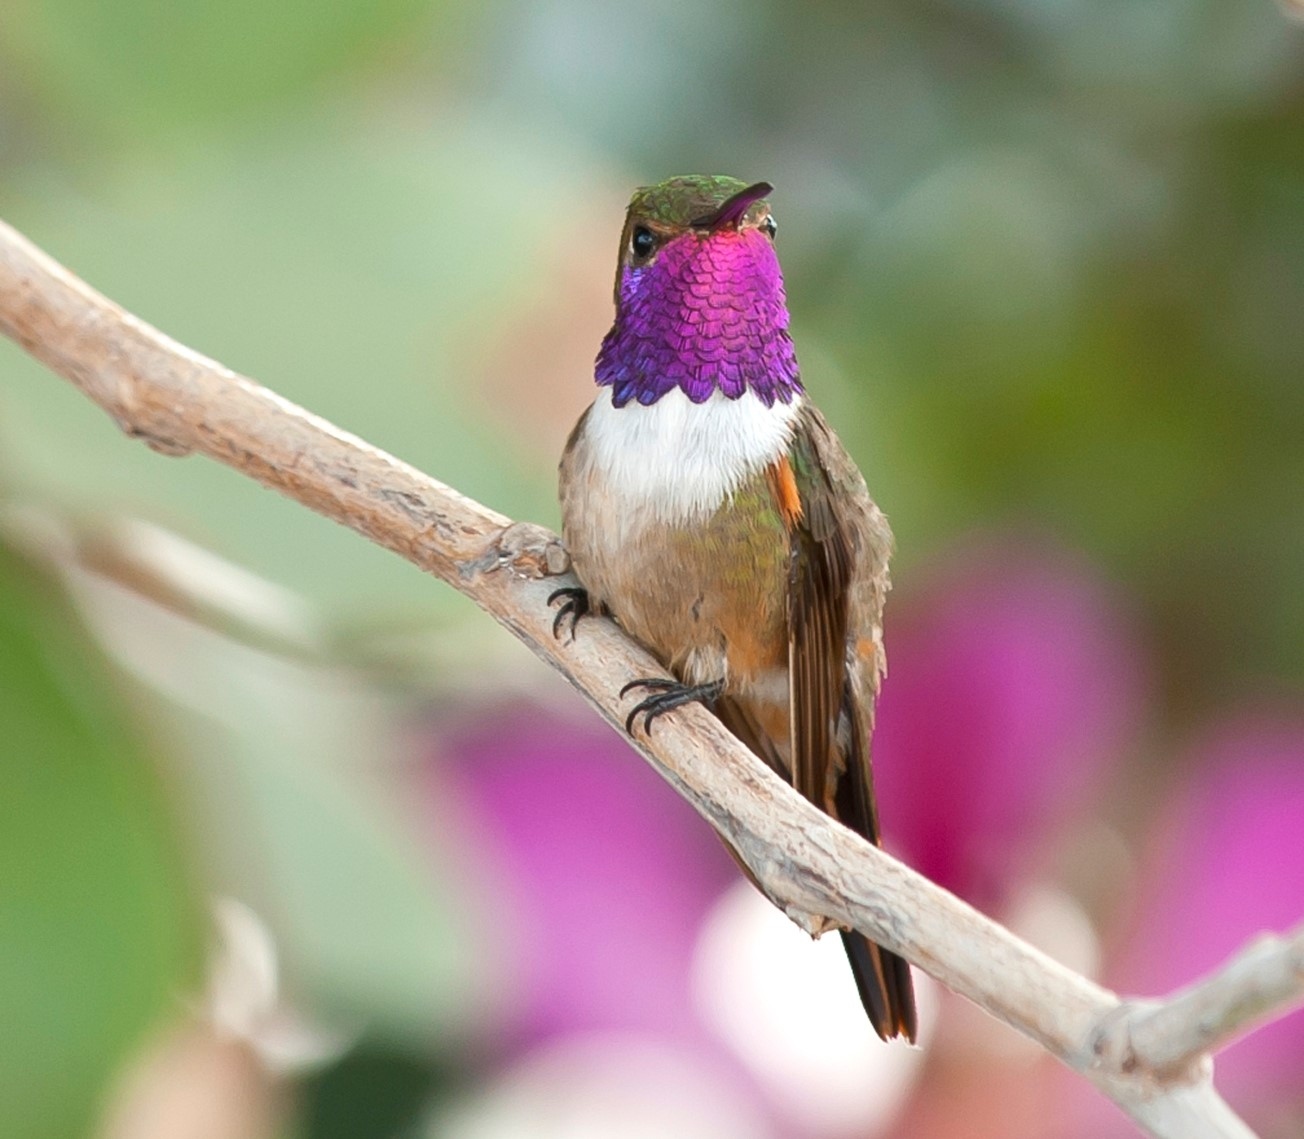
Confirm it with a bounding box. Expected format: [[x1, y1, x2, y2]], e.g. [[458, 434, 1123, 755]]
[[596, 175, 799, 407]]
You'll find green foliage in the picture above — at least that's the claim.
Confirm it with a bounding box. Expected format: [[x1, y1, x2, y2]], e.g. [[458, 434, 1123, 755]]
[[0, 544, 199, 1139], [2, 0, 444, 135]]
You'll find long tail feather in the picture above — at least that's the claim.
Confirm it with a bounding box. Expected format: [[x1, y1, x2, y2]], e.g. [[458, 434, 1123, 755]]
[[720, 693, 918, 1041], [835, 677, 918, 1042], [840, 930, 917, 1042]]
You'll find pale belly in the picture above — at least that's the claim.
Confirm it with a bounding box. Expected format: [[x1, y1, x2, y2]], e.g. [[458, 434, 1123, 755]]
[[568, 477, 782, 683], [561, 445, 791, 691]]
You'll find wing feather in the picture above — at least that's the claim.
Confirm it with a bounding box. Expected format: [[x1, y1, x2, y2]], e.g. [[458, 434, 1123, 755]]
[[781, 405, 917, 1041]]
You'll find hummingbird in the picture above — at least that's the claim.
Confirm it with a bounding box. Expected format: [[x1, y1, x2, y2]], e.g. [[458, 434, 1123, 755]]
[[553, 174, 917, 1042]]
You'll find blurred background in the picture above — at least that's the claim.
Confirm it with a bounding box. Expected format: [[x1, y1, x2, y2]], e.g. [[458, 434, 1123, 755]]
[[1, 0, 1302, 1136]]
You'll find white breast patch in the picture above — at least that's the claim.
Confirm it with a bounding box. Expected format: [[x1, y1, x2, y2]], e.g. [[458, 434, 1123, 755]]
[[584, 387, 802, 525]]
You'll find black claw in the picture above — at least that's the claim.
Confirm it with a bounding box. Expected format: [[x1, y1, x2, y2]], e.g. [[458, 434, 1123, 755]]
[[548, 586, 590, 641], [621, 677, 725, 736], [618, 677, 679, 699]]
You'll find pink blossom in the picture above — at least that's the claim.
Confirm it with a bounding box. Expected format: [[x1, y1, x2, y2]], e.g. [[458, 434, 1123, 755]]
[[874, 540, 1144, 906]]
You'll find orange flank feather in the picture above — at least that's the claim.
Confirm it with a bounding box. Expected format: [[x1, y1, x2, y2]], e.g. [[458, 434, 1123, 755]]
[[766, 455, 804, 527]]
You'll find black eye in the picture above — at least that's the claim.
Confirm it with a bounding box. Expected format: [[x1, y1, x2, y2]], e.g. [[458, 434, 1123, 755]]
[[631, 225, 657, 260], [761, 215, 777, 240]]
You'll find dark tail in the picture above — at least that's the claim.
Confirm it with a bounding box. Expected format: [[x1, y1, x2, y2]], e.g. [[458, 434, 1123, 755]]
[[840, 929, 917, 1042], [717, 692, 917, 1042], [833, 675, 918, 1043]]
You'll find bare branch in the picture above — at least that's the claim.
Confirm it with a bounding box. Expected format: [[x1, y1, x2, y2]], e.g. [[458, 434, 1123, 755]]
[[2, 216, 1298, 1139], [1125, 1084, 1258, 1139], [1099, 923, 1304, 1080], [1, 506, 328, 660]]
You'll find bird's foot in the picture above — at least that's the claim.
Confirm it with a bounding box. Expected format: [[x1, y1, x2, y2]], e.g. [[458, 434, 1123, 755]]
[[620, 676, 725, 735], [547, 586, 590, 641]]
